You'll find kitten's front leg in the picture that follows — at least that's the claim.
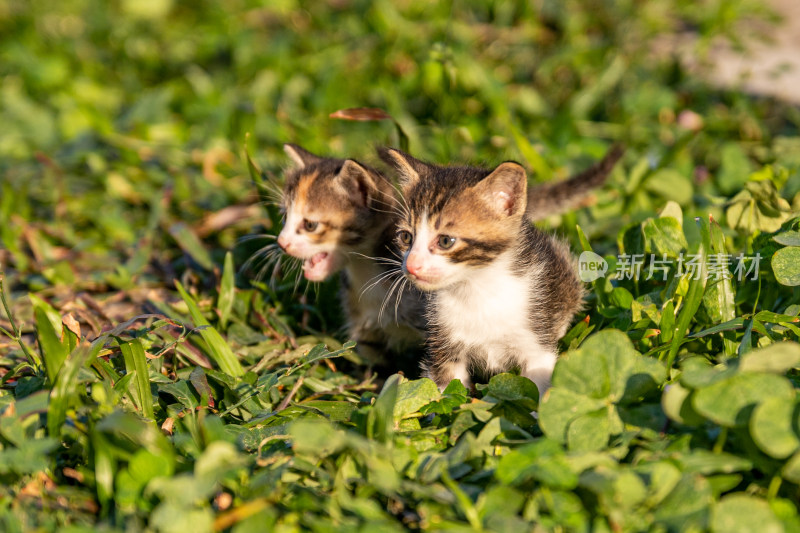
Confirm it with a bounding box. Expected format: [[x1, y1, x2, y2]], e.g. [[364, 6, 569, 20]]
[[424, 345, 471, 391], [521, 348, 558, 397]]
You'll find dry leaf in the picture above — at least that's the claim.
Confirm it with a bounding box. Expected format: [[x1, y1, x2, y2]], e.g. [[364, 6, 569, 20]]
[[62, 313, 81, 339], [329, 107, 392, 121]]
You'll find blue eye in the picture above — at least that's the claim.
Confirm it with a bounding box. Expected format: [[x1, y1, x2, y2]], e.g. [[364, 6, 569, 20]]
[[303, 219, 319, 232], [438, 235, 456, 249]]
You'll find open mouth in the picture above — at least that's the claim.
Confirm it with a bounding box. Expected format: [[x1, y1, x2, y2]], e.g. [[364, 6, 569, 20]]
[[302, 252, 334, 281]]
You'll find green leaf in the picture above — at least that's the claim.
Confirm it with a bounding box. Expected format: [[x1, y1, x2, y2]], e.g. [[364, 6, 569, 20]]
[[739, 341, 800, 373], [711, 494, 782, 533], [481, 373, 539, 406], [782, 450, 800, 483], [750, 396, 800, 459], [48, 343, 99, 436], [704, 218, 737, 355], [33, 306, 68, 385], [539, 388, 605, 443], [394, 378, 440, 419], [653, 474, 712, 531], [176, 281, 244, 377], [678, 449, 753, 475], [371, 374, 399, 442], [717, 142, 752, 194], [667, 217, 709, 367], [772, 246, 800, 286], [159, 380, 200, 410], [495, 439, 578, 489], [218, 251, 235, 330], [289, 420, 347, 457], [643, 213, 688, 257], [119, 339, 155, 421], [644, 170, 693, 205], [693, 373, 795, 427], [662, 382, 705, 426], [567, 409, 610, 452], [773, 230, 800, 246]]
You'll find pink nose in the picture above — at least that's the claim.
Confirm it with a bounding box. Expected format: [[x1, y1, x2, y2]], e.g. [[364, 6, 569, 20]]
[[277, 235, 291, 251], [405, 253, 423, 277]]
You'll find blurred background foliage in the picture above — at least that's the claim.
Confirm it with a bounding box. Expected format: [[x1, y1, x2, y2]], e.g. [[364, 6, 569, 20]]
[[2, 0, 800, 530], [2, 0, 799, 296]]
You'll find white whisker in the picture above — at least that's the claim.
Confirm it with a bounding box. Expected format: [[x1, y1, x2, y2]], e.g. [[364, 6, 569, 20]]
[[348, 251, 402, 266], [379, 274, 406, 324], [360, 268, 402, 299]]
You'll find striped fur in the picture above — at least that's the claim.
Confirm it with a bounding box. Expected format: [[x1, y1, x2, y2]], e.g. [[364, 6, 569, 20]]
[[380, 147, 589, 394], [276, 145, 427, 375]]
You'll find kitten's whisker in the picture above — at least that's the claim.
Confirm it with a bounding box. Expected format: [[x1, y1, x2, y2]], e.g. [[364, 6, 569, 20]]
[[269, 255, 287, 286], [237, 233, 278, 245], [348, 251, 401, 266], [260, 253, 283, 284], [393, 184, 412, 220], [379, 274, 405, 324], [393, 278, 408, 325], [368, 196, 407, 219], [360, 269, 402, 300], [291, 261, 304, 293], [241, 245, 279, 274]]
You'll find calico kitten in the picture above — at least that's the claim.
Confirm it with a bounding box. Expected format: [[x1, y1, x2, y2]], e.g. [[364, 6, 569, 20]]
[[380, 147, 614, 393], [275, 144, 427, 372]]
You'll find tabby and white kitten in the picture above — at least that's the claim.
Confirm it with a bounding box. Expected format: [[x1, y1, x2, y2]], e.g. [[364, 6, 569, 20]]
[[275, 144, 427, 370], [272, 143, 622, 376], [381, 147, 603, 394]]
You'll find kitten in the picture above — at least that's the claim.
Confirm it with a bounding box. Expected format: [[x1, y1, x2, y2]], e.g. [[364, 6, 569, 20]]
[[271, 143, 621, 377], [379, 147, 614, 393], [275, 144, 427, 373]]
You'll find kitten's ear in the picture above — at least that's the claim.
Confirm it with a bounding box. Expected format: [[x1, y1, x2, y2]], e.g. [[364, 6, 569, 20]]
[[378, 147, 424, 187], [284, 144, 322, 169], [338, 160, 378, 207], [476, 162, 528, 217]]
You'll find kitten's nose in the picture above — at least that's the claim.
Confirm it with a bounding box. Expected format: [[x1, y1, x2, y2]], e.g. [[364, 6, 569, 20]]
[[405, 253, 424, 277], [277, 234, 291, 251]]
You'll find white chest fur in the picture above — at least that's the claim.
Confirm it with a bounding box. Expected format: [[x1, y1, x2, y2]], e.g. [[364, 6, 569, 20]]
[[433, 254, 552, 374]]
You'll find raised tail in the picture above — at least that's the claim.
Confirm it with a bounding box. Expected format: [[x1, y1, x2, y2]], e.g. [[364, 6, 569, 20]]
[[526, 144, 625, 221]]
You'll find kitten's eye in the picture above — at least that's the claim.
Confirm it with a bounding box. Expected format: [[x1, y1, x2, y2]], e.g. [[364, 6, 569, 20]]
[[437, 235, 456, 250], [397, 230, 413, 245], [303, 219, 319, 232]]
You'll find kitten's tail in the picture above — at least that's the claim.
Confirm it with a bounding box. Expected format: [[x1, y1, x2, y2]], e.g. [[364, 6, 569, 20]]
[[526, 144, 624, 221]]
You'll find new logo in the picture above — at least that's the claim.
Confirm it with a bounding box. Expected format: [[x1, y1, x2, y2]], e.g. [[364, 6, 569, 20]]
[[578, 251, 608, 282]]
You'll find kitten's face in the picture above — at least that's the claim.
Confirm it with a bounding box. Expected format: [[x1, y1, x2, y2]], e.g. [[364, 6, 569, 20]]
[[382, 149, 528, 292], [277, 145, 386, 281]]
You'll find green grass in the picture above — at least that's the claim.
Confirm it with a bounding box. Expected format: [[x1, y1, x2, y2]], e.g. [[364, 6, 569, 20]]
[[2, 0, 800, 530]]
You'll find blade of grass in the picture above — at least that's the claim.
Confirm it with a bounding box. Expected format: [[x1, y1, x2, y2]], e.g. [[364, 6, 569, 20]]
[[48, 342, 101, 436], [33, 306, 68, 385], [169, 222, 214, 271], [119, 338, 156, 421], [175, 281, 244, 377], [665, 217, 709, 368], [504, 118, 553, 181], [0, 273, 40, 368], [244, 133, 264, 186], [218, 251, 235, 330], [708, 217, 737, 357]]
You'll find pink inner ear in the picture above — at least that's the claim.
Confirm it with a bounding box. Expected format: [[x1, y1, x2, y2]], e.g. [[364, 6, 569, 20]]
[[495, 190, 515, 215], [353, 179, 369, 206]]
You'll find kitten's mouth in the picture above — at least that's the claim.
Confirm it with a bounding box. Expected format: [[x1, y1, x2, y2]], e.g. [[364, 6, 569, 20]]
[[405, 272, 440, 291], [303, 252, 335, 281]]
